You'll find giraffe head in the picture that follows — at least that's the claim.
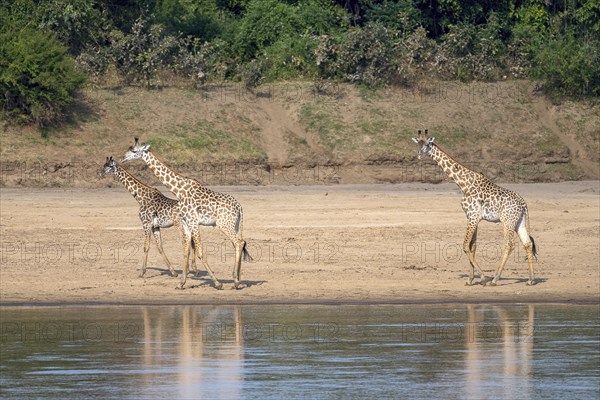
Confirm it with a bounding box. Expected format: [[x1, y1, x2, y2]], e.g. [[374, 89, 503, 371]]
[[411, 129, 435, 159], [102, 156, 117, 176], [122, 137, 150, 162]]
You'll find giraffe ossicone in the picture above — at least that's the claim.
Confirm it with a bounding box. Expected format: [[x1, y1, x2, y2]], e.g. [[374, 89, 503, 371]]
[[412, 130, 537, 286]]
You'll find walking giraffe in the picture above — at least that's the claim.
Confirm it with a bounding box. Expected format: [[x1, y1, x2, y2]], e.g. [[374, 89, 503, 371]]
[[412, 130, 537, 286], [122, 139, 251, 290], [102, 156, 198, 278]]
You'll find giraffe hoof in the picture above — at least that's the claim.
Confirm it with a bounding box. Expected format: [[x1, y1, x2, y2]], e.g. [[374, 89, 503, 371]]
[[214, 282, 223, 290], [527, 280, 536, 286], [488, 281, 497, 287], [234, 282, 246, 290], [175, 285, 185, 290], [171, 272, 179, 278], [465, 280, 474, 286]]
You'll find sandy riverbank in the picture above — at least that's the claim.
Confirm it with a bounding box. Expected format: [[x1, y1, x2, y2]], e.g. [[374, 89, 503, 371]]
[[0, 182, 598, 305]]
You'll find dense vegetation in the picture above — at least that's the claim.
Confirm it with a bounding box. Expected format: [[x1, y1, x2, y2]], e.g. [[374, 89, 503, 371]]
[[1, 0, 598, 125]]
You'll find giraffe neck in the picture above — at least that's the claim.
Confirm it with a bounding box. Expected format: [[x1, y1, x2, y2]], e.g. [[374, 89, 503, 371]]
[[113, 164, 153, 202], [141, 151, 189, 197], [428, 144, 480, 193]]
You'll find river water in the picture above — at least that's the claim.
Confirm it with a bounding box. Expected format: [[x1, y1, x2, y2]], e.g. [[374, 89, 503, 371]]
[[1, 304, 598, 399]]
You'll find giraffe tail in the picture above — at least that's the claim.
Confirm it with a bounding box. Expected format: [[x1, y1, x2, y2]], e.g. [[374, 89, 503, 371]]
[[242, 241, 253, 262], [524, 210, 538, 261], [234, 209, 252, 262], [529, 235, 537, 260]]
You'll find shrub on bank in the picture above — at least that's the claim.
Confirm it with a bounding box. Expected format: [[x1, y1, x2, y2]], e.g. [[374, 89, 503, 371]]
[[0, 28, 85, 126]]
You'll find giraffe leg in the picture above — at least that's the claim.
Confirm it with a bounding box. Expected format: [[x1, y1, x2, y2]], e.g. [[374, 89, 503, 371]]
[[176, 229, 192, 290], [517, 219, 536, 285], [140, 229, 151, 278], [190, 239, 200, 277], [525, 243, 536, 286], [233, 238, 246, 290], [192, 227, 222, 290], [152, 228, 177, 277], [175, 219, 198, 277], [463, 220, 485, 285], [489, 226, 516, 286]]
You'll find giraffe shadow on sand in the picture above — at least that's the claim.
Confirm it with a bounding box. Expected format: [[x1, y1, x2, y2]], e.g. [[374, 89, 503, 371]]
[[141, 267, 198, 277], [457, 274, 547, 286], [188, 277, 266, 289]]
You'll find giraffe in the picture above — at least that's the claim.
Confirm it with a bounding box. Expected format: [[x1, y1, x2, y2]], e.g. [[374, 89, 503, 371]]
[[102, 156, 198, 278], [121, 139, 251, 290], [412, 130, 537, 286]]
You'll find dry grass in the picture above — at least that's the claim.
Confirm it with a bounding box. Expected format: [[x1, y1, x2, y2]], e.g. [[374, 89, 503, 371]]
[[1, 80, 597, 187]]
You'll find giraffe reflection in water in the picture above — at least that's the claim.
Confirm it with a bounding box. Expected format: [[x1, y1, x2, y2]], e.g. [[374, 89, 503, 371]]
[[141, 306, 243, 399], [6, 304, 595, 398], [465, 304, 535, 400]]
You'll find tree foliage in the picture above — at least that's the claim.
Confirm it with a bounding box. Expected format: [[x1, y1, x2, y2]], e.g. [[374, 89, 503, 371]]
[[109, 19, 180, 87], [0, 28, 86, 125], [336, 23, 401, 86], [1, 0, 598, 127]]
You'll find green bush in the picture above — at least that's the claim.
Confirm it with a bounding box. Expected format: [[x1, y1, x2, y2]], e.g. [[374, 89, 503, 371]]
[[0, 28, 85, 125], [237, 58, 268, 89], [364, 0, 422, 33], [512, 3, 600, 98], [235, 0, 300, 60], [296, 0, 349, 34], [263, 35, 318, 80], [530, 32, 600, 97], [234, 0, 347, 62], [436, 16, 507, 81], [76, 46, 113, 82], [397, 27, 436, 84], [315, 25, 434, 86], [1, 0, 110, 54], [35, 0, 110, 53], [155, 0, 225, 39], [313, 34, 338, 79], [4, 0, 597, 103], [108, 18, 180, 88], [173, 38, 232, 85], [336, 23, 401, 87]]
